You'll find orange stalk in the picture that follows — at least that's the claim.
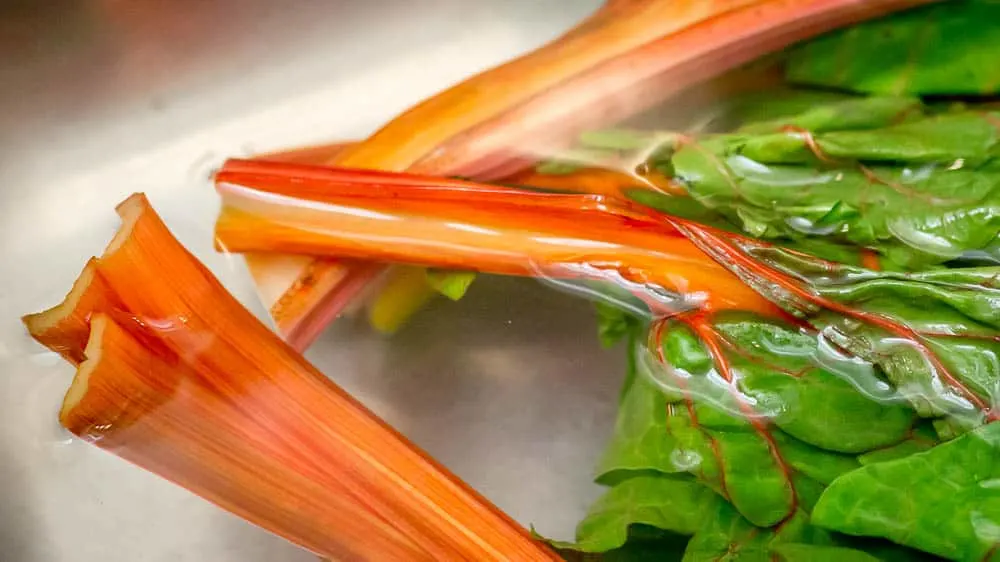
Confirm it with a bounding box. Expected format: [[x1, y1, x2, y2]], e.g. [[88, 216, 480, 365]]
[[502, 166, 682, 198], [331, 0, 761, 173], [406, 0, 934, 178], [243, 0, 933, 345], [26, 194, 559, 562], [254, 141, 356, 165], [64, 314, 428, 561], [214, 160, 778, 317], [22, 258, 123, 364]]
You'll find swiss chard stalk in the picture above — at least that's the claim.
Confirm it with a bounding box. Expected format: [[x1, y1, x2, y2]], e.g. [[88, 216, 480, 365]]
[[24, 194, 560, 561], [237, 0, 931, 345], [214, 159, 779, 318]]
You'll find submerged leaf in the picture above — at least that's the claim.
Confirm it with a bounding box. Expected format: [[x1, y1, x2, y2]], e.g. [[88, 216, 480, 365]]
[[713, 315, 916, 453], [559, 474, 719, 554], [425, 269, 477, 301], [857, 421, 940, 465], [737, 96, 922, 135], [678, 226, 1000, 426], [730, 112, 1000, 165], [557, 525, 689, 562], [679, 489, 832, 562], [771, 544, 881, 562], [663, 111, 1000, 268], [812, 422, 1000, 561], [594, 317, 909, 527], [786, 1, 1000, 96]]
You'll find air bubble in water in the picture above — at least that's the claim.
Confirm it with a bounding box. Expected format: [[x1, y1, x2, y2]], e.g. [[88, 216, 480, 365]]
[[670, 448, 702, 472]]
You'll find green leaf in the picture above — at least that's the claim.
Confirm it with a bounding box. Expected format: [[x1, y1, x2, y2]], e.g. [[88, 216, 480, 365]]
[[424, 269, 476, 301], [737, 96, 922, 135], [771, 544, 881, 562], [623, 188, 736, 229], [682, 231, 1000, 423], [857, 421, 940, 465], [675, 479, 933, 561], [625, 184, 907, 268], [594, 302, 636, 348], [813, 422, 1000, 561], [830, 535, 948, 562], [786, 1, 1000, 96], [680, 492, 833, 562], [595, 365, 681, 482], [730, 113, 1000, 165], [560, 474, 720, 553], [770, 432, 860, 487], [663, 110, 1000, 269], [809, 287, 1000, 424], [714, 316, 917, 453], [654, 317, 915, 454], [663, 405, 797, 527], [556, 525, 689, 562], [722, 88, 859, 130], [595, 317, 912, 527], [587, 282, 650, 349]]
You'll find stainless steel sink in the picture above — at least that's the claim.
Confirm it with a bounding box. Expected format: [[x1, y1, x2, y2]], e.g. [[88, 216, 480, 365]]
[[0, 1, 624, 560]]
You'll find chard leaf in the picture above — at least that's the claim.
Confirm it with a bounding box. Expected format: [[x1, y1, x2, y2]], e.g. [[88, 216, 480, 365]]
[[558, 474, 720, 554], [660, 110, 1000, 269], [594, 302, 636, 348], [786, 1, 1000, 96], [677, 227, 1000, 424], [662, 404, 797, 527], [737, 96, 923, 135], [722, 88, 859, 130], [857, 421, 940, 465], [830, 536, 946, 562], [677, 477, 934, 561], [729, 112, 1000, 165], [625, 185, 901, 268], [812, 422, 1000, 562], [595, 366, 679, 482], [595, 319, 905, 527], [680, 482, 833, 562], [623, 188, 736, 229], [557, 525, 689, 562], [590, 282, 648, 349], [425, 269, 476, 301], [713, 315, 916, 453], [771, 544, 881, 562]]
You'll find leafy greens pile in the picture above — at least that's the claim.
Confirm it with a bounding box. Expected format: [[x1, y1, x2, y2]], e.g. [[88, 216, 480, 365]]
[[549, 3, 1000, 561]]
